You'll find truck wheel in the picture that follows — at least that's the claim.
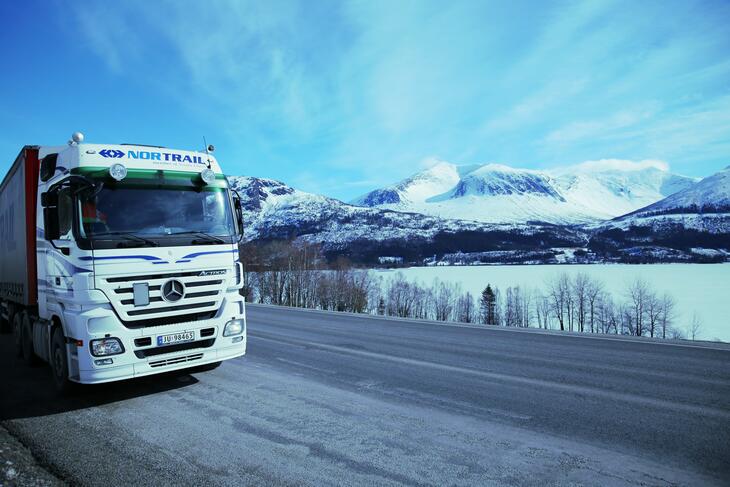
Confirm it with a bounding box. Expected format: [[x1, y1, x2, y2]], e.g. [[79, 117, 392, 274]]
[[51, 328, 73, 394], [21, 313, 40, 366], [12, 313, 23, 358]]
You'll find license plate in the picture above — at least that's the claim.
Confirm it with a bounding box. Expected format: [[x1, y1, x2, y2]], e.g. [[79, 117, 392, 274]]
[[157, 331, 195, 347]]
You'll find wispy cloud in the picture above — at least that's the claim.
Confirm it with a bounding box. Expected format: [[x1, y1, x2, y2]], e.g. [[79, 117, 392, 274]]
[[544, 103, 661, 145], [52, 0, 730, 198]]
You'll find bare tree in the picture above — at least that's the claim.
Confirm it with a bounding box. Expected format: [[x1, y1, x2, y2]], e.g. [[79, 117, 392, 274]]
[[535, 292, 551, 329], [433, 280, 459, 322], [626, 278, 651, 336], [386, 273, 416, 318], [689, 312, 702, 340], [596, 294, 619, 334], [547, 274, 571, 331], [520, 287, 533, 328], [586, 277, 604, 334], [659, 293, 676, 339], [645, 291, 662, 338], [504, 286, 517, 327], [572, 273, 590, 333], [456, 292, 476, 323]]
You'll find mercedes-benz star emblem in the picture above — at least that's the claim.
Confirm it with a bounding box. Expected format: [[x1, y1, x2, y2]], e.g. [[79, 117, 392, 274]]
[[161, 279, 185, 303]]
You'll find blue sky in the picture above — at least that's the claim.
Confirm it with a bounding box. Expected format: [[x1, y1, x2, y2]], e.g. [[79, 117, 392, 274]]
[[1, 0, 728, 201]]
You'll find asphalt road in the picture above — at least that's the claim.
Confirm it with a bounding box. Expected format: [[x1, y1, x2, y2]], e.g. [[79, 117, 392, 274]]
[[1, 304, 729, 486]]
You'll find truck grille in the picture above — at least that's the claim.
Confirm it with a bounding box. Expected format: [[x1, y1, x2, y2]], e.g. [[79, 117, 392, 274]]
[[100, 269, 228, 324], [149, 353, 204, 368]]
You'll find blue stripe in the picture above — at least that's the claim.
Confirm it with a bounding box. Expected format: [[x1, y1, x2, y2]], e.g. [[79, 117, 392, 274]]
[[49, 252, 91, 274], [176, 249, 238, 263], [79, 255, 166, 262]]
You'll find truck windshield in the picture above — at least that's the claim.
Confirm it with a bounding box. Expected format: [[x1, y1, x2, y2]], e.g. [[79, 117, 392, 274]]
[[77, 183, 236, 246]]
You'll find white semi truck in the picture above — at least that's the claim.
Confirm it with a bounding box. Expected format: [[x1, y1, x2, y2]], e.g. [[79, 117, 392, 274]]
[[0, 133, 247, 391]]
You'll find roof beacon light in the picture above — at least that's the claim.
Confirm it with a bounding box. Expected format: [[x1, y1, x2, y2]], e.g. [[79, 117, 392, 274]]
[[109, 163, 128, 181], [69, 131, 84, 145], [200, 168, 216, 185]]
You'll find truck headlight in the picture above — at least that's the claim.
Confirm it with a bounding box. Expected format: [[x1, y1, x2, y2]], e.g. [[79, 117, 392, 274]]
[[223, 319, 245, 337], [90, 338, 125, 357]]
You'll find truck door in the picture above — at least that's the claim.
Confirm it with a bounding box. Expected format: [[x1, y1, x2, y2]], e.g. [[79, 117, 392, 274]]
[[44, 186, 75, 309]]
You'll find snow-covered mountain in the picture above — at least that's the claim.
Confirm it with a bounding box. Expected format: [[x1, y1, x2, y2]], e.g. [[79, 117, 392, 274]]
[[227, 175, 587, 263], [227, 165, 727, 265], [588, 166, 730, 262], [353, 160, 697, 224], [623, 165, 730, 216]]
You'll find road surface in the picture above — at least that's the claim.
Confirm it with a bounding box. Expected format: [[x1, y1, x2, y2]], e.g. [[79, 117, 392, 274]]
[[1, 304, 729, 486]]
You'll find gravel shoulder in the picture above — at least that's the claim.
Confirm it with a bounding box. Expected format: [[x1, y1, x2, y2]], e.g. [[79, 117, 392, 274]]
[[0, 425, 64, 487]]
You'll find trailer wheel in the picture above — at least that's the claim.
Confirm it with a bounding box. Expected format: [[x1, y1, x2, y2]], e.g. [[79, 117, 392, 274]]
[[51, 328, 73, 394], [21, 313, 40, 366], [12, 313, 23, 358]]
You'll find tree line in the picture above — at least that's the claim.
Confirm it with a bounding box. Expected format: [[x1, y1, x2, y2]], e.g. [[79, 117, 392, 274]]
[[240, 241, 703, 340]]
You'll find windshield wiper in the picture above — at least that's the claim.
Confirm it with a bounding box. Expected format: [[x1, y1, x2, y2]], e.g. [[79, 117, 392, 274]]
[[169, 231, 226, 244], [91, 231, 159, 247]]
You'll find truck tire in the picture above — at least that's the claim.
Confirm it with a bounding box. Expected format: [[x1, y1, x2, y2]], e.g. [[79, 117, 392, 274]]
[[51, 328, 73, 394], [12, 313, 23, 358], [21, 312, 40, 366]]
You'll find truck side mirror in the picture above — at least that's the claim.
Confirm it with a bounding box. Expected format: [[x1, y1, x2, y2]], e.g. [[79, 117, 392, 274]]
[[40, 154, 59, 182], [233, 194, 244, 234], [43, 207, 60, 241]]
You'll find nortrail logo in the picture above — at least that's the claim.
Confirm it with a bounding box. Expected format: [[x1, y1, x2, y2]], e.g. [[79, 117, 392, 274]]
[[98, 149, 125, 158]]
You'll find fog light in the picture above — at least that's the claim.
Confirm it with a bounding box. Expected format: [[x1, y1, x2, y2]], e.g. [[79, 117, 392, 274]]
[[109, 163, 127, 181], [200, 168, 216, 185], [90, 337, 125, 357], [94, 358, 114, 366], [232, 336, 244, 343], [223, 319, 244, 337]]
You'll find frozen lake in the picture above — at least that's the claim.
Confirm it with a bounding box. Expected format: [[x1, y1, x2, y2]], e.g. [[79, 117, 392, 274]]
[[372, 264, 730, 342]]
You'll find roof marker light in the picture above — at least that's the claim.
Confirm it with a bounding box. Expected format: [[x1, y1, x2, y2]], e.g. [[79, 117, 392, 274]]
[[200, 168, 216, 185], [109, 163, 128, 181]]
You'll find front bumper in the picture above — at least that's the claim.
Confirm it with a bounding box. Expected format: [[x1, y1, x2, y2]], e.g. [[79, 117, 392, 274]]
[[61, 294, 247, 384], [77, 341, 245, 384]]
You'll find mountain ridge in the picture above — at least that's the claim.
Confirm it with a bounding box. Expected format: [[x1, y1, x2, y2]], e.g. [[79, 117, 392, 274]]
[[352, 160, 698, 224], [228, 164, 729, 265]]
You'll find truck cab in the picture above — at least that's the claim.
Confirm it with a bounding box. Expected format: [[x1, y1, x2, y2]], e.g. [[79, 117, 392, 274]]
[[0, 134, 247, 391]]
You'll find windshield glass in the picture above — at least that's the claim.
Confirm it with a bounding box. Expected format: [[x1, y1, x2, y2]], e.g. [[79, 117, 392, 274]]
[[78, 184, 235, 243]]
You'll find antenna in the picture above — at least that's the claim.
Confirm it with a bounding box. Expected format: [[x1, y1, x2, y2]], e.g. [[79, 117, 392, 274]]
[[202, 136, 213, 169]]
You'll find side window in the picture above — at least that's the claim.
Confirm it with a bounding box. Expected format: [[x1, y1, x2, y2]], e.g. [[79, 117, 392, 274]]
[[57, 188, 73, 239]]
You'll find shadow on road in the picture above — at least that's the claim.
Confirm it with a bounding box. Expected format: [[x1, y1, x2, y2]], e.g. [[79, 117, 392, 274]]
[[0, 334, 199, 421]]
